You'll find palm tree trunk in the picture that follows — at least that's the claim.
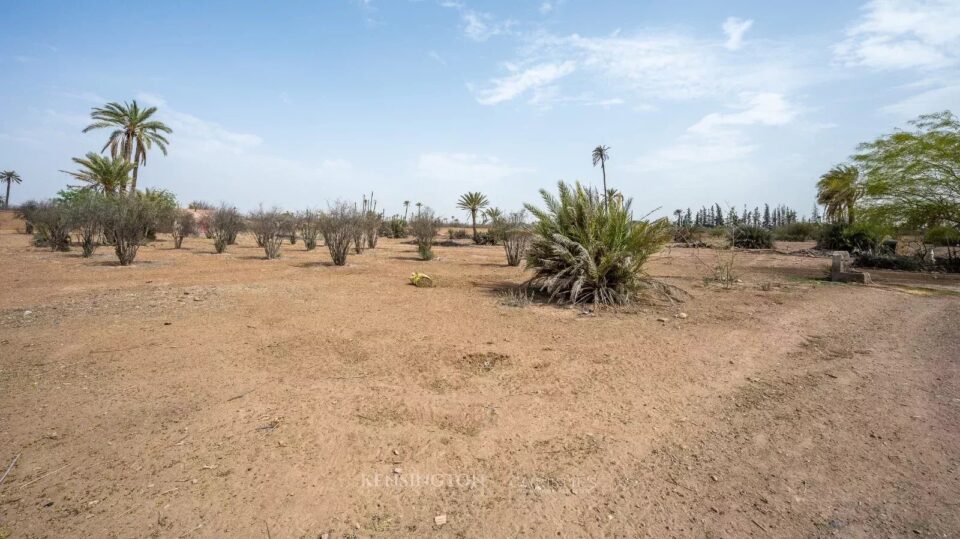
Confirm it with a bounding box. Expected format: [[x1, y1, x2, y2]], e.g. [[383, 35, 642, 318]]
[[471, 210, 478, 242], [4, 181, 10, 209], [130, 164, 139, 196], [601, 160, 608, 208]]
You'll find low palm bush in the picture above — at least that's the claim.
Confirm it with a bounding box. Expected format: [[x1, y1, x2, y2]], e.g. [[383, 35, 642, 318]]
[[524, 181, 671, 305], [385, 217, 407, 238], [171, 210, 197, 249], [248, 207, 285, 259], [731, 225, 773, 249], [210, 205, 244, 254], [320, 202, 357, 266], [410, 209, 440, 260], [297, 209, 321, 250], [101, 195, 161, 265], [773, 222, 819, 241]]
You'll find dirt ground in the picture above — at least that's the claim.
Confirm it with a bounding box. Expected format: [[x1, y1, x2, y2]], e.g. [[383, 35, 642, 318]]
[[1, 218, 959, 538]]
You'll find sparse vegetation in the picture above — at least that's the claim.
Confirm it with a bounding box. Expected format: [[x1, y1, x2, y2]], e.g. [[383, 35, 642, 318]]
[[247, 207, 285, 259], [30, 201, 72, 251], [774, 221, 819, 241], [410, 208, 440, 260], [524, 181, 671, 306], [457, 191, 489, 244], [297, 209, 321, 250], [209, 205, 244, 254], [494, 210, 531, 266], [66, 191, 106, 257], [171, 210, 197, 249], [101, 195, 161, 265], [320, 202, 357, 266]]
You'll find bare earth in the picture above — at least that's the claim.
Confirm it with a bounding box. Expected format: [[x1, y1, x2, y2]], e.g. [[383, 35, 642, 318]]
[[1, 220, 959, 538]]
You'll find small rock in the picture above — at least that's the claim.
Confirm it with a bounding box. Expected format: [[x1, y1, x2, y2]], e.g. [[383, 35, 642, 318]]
[[23, 310, 32, 316], [393, 467, 402, 475], [656, 317, 667, 322], [163, 322, 172, 326], [434, 514, 447, 526], [676, 312, 688, 319], [711, 475, 718, 482], [392, 449, 399, 456]]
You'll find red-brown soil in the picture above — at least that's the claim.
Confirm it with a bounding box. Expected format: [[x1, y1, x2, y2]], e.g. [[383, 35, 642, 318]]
[[1, 225, 959, 538]]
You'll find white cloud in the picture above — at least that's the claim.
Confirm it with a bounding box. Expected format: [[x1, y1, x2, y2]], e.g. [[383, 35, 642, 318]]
[[882, 80, 960, 116], [440, 2, 513, 41], [688, 92, 798, 134], [417, 153, 532, 183], [722, 17, 754, 51], [474, 61, 576, 105], [136, 92, 262, 154], [835, 0, 960, 69]]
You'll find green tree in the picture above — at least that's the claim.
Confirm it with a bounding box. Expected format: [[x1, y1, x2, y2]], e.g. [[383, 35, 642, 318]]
[[62, 153, 135, 195], [817, 164, 861, 224], [854, 110, 960, 228], [83, 100, 172, 194], [457, 191, 489, 243], [1, 170, 22, 209], [592, 145, 611, 207]]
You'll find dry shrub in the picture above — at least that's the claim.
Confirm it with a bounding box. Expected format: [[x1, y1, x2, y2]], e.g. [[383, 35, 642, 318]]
[[31, 201, 72, 251], [171, 209, 197, 249], [320, 202, 357, 266], [298, 209, 321, 250], [247, 206, 285, 259], [101, 195, 161, 265], [210, 205, 244, 254], [409, 208, 440, 260], [494, 210, 531, 266]]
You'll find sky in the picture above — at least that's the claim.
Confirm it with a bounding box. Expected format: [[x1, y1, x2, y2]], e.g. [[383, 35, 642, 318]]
[[1, 0, 958, 220]]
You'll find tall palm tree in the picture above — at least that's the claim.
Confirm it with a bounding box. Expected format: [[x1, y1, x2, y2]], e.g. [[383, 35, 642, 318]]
[[82, 100, 172, 194], [816, 164, 861, 225], [457, 191, 489, 243], [673, 209, 683, 226], [61, 153, 135, 195], [592, 145, 611, 207], [415, 202, 423, 217], [403, 200, 410, 221], [1, 170, 22, 209]]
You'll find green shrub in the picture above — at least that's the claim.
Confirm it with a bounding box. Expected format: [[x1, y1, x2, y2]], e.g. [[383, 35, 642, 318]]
[[14, 200, 41, 234], [524, 181, 671, 306], [853, 253, 923, 271], [209, 205, 244, 254], [31, 201, 72, 251], [774, 222, 819, 241], [385, 217, 407, 239], [732, 225, 773, 249], [816, 223, 883, 253], [410, 209, 440, 261], [101, 195, 161, 265], [320, 203, 357, 266], [66, 191, 107, 257], [926, 225, 960, 247], [140, 189, 178, 240]]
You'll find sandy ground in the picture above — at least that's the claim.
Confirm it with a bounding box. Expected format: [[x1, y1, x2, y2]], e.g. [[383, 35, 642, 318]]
[[1, 220, 959, 538]]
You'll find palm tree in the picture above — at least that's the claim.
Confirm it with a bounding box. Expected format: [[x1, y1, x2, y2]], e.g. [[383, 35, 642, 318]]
[[83, 100, 172, 194], [816, 164, 861, 225], [673, 209, 683, 226], [415, 202, 423, 217], [1, 170, 22, 209], [483, 207, 503, 224], [403, 200, 410, 221], [61, 153, 135, 195], [457, 191, 489, 243], [592, 145, 611, 207]]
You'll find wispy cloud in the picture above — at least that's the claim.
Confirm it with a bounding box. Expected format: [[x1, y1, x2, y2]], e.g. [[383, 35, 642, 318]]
[[136, 92, 262, 154], [473, 61, 576, 105], [688, 92, 798, 134], [722, 17, 754, 51], [834, 0, 960, 69], [440, 1, 513, 41]]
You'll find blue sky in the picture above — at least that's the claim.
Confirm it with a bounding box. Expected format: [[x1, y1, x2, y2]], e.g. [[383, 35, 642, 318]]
[[1, 0, 958, 219]]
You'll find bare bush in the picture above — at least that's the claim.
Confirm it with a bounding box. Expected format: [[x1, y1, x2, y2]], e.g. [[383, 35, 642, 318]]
[[297, 209, 321, 250], [279, 212, 298, 244], [101, 195, 161, 266], [210, 205, 244, 254], [171, 210, 197, 249], [320, 202, 357, 266], [495, 210, 532, 266], [248, 207, 285, 259], [410, 208, 440, 260]]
